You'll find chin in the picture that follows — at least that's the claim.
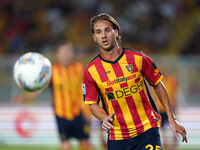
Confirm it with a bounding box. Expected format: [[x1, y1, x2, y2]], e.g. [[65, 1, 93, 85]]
[[101, 45, 113, 51]]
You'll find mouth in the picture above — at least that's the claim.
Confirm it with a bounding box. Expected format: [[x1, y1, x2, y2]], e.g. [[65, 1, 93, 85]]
[[102, 40, 109, 45]]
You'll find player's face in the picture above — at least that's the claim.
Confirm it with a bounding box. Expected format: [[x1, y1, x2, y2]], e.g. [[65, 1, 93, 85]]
[[92, 20, 119, 51], [56, 45, 74, 66]]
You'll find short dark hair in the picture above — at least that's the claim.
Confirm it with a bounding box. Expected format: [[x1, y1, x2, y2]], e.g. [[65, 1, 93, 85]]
[[90, 13, 121, 45]]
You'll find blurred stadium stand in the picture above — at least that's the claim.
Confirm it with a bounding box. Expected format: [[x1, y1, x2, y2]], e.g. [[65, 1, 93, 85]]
[[0, 0, 200, 149]]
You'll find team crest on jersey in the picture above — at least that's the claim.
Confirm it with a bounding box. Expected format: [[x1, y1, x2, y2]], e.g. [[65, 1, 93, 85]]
[[126, 64, 133, 73]]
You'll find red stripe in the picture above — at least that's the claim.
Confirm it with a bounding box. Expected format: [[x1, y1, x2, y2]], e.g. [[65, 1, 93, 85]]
[[124, 50, 138, 73], [111, 100, 130, 139], [95, 59, 108, 82], [60, 91, 66, 118], [109, 128, 115, 140], [139, 89, 161, 128], [51, 71, 56, 111], [125, 96, 145, 135], [68, 84, 75, 118], [105, 87, 113, 92], [111, 62, 123, 77], [135, 77, 140, 83], [120, 82, 128, 88]]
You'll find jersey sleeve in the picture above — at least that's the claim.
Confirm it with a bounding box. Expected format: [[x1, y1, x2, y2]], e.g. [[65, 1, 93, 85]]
[[141, 54, 163, 86], [82, 68, 99, 104]]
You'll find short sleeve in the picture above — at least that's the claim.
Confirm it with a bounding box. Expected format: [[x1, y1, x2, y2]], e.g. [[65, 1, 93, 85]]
[[82, 69, 99, 104], [141, 54, 163, 86]]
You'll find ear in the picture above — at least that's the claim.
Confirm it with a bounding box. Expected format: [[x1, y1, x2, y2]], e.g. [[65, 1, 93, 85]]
[[93, 34, 97, 42], [114, 29, 119, 38]]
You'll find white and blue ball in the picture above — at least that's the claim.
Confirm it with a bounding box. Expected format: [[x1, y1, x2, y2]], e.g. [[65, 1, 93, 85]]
[[13, 52, 52, 91]]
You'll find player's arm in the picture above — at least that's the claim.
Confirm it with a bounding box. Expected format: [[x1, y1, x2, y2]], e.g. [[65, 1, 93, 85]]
[[153, 81, 188, 143], [89, 103, 115, 130], [83, 69, 115, 130]]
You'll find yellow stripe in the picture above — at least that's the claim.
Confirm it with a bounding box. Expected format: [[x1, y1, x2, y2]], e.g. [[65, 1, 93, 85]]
[[134, 55, 142, 71], [154, 75, 163, 86], [61, 65, 72, 120], [85, 101, 97, 104], [52, 66, 63, 117]]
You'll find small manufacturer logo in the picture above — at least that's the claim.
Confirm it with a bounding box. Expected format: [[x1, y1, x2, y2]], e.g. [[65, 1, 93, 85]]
[[154, 68, 159, 76], [126, 64, 133, 73], [101, 70, 111, 76]]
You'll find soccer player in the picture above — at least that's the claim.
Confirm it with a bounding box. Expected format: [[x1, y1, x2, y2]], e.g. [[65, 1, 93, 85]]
[[51, 42, 91, 150], [82, 13, 187, 150]]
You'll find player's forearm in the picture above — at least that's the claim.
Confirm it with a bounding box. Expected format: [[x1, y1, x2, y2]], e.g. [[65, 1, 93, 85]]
[[89, 103, 108, 122], [154, 81, 176, 120]]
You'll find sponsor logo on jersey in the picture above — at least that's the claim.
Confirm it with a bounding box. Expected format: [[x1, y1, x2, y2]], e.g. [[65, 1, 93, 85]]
[[107, 74, 136, 86], [106, 80, 143, 100]]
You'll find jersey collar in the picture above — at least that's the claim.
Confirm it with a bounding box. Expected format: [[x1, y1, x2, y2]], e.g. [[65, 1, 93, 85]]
[[99, 47, 125, 64]]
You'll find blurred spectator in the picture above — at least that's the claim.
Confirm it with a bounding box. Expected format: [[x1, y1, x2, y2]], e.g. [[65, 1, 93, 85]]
[[181, 22, 200, 55], [0, 0, 194, 56]]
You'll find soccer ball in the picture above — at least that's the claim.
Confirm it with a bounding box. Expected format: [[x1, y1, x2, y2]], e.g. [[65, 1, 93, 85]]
[[13, 52, 52, 91]]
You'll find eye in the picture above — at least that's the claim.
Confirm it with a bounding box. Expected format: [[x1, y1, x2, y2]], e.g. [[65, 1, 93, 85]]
[[96, 30, 101, 34], [106, 28, 111, 32]]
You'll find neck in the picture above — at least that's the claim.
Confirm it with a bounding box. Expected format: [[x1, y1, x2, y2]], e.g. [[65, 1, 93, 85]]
[[100, 45, 122, 61]]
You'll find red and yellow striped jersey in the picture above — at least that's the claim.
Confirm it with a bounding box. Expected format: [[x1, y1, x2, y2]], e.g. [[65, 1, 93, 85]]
[[51, 62, 85, 120], [83, 47, 163, 140]]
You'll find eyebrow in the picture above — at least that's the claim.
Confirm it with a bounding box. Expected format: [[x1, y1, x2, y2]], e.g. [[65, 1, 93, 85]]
[[95, 26, 112, 32]]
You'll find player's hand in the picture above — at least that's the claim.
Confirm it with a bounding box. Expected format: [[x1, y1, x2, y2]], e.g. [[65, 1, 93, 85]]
[[169, 118, 188, 143], [102, 112, 115, 130]]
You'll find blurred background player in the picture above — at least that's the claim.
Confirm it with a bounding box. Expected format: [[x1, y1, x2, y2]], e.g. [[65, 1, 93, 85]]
[[50, 41, 91, 150], [12, 41, 92, 150]]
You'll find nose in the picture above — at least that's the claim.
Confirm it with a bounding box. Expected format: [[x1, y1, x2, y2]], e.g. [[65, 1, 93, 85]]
[[101, 31, 107, 38]]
